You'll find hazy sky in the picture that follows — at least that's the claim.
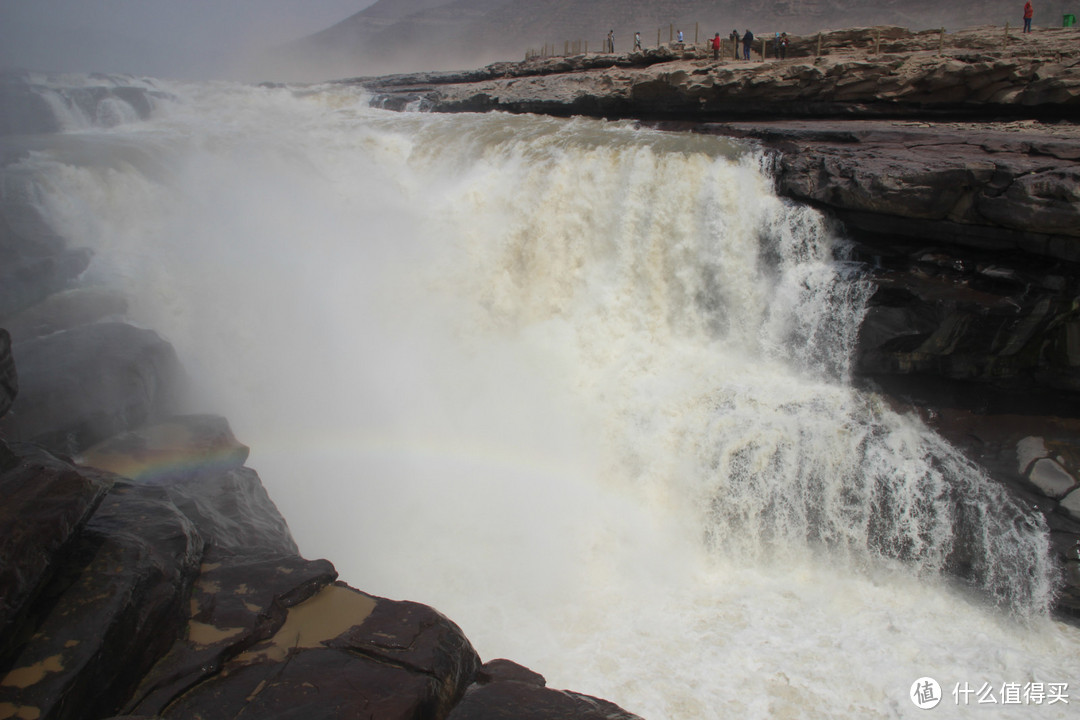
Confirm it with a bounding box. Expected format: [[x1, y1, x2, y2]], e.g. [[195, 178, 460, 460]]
[[0, 0, 377, 78]]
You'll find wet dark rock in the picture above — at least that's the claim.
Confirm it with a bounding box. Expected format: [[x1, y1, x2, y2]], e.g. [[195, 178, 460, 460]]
[[326, 595, 482, 718], [76, 415, 250, 484], [447, 659, 642, 720], [0, 442, 113, 666], [156, 583, 481, 720], [0, 323, 186, 457], [852, 244, 1080, 415], [0, 402, 633, 720], [2, 286, 129, 343], [124, 554, 338, 716], [157, 467, 298, 559], [476, 658, 548, 687], [76, 415, 295, 558], [0, 481, 204, 720], [0, 329, 15, 419]]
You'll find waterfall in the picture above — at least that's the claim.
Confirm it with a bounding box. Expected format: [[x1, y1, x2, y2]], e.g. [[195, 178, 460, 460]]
[[3, 74, 1078, 720]]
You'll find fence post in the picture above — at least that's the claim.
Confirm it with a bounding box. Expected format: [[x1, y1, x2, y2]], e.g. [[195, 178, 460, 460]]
[[938, 27, 944, 55], [695, 23, 699, 44], [658, 28, 661, 46], [874, 29, 880, 54], [816, 32, 822, 56], [670, 24, 674, 43], [761, 37, 766, 60], [1003, 22, 1010, 50]]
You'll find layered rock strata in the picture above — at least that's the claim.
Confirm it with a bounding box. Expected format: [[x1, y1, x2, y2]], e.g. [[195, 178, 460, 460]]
[[361, 24, 1080, 617], [360, 26, 1080, 119]]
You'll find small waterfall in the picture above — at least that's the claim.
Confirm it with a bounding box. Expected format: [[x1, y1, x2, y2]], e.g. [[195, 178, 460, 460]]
[[1, 71, 165, 135]]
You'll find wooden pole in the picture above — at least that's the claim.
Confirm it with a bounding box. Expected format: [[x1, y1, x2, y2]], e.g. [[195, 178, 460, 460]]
[[817, 32, 822, 56], [658, 28, 661, 46], [695, 23, 699, 44], [1003, 22, 1010, 50], [874, 29, 880, 54], [761, 37, 766, 60], [938, 27, 944, 55], [670, 24, 674, 43]]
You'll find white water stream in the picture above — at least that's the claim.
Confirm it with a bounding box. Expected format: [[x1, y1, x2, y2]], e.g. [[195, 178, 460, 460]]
[[4, 75, 1079, 719]]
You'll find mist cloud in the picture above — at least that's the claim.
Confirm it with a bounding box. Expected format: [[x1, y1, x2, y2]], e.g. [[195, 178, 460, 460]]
[[0, 0, 373, 78]]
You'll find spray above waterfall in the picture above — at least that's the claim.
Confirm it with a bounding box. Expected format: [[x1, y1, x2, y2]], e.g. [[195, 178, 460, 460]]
[[4, 74, 1077, 720]]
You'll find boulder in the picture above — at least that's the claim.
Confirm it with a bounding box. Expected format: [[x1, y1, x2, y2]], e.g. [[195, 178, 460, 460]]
[[75, 415, 250, 486], [0, 323, 186, 456], [155, 584, 482, 720], [0, 481, 205, 720], [76, 415, 295, 558], [1028, 458, 1078, 499], [123, 554, 338, 716], [2, 286, 129, 343], [0, 442, 113, 665], [446, 659, 642, 720]]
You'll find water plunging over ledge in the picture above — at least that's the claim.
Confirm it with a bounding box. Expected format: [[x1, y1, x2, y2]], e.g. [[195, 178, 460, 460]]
[[4, 74, 1079, 719]]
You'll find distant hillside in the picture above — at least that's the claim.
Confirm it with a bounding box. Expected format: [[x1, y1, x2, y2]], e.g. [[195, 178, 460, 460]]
[[250, 0, 1074, 81]]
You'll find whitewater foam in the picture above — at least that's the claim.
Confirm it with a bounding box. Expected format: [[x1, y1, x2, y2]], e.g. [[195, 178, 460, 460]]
[[6, 76, 1079, 719]]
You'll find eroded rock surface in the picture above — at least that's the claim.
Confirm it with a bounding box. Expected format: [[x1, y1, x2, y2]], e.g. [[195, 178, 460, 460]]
[[0, 323, 186, 457], [362, 26, 1080, 119], [1, 412, 640, 720]]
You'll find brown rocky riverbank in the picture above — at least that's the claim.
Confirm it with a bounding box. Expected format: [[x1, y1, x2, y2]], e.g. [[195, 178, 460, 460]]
[[360, 25, 1080, 119]]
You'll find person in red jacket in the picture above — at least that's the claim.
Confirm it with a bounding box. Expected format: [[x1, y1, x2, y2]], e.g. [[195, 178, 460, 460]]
[[711, 32, 721, 60], [1023, 2, 1034, 33]]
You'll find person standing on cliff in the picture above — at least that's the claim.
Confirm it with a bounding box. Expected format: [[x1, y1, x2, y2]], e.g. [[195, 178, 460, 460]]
[[779, 32, 789, 59], [742, 29, 754, 60], [1023, 1, 1034, 32], [634, 31, 642, 51], [712, 32, 722, 60], [606, 29, 615, 53]]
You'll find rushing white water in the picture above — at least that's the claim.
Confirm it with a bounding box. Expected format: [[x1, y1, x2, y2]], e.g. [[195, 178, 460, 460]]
[[4, 75, 1080, 719]]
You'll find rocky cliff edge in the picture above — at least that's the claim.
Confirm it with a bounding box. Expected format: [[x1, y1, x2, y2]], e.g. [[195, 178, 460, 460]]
[[359, 24, 1080, 619]]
